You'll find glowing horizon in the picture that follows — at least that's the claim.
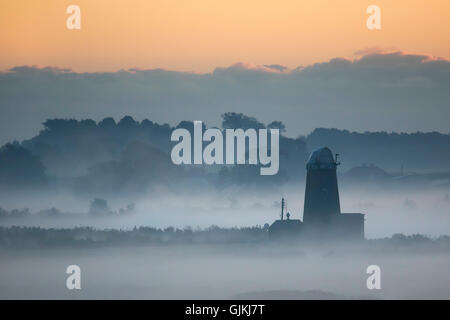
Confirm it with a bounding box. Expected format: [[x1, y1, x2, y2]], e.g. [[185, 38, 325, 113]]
[[1, 0, 449, 72]]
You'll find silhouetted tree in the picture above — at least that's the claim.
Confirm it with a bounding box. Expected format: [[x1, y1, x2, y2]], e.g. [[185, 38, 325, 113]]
[[267, 121, 286, 133], [89, 198, 111, 216], [0, 143, 46, 189], [221, 112, 265, 130]]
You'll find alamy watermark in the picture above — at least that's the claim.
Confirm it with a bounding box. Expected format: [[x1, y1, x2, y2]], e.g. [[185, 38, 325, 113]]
[[170, 121, 279, 175], [366, 264, 381, 290], [64, 5, 380, 33], [66, 5, 81, 30], [66, 265, 81, 290], [366, 5, 381, 30]]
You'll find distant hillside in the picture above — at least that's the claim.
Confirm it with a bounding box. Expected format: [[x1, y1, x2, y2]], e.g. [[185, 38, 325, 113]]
[[306, 128, 450, 172], [1, 114, 450, 194]]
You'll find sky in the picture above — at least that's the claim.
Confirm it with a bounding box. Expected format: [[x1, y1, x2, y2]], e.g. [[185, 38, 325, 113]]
[[1, 0, 450, 72], [0, 1, 449, 144]]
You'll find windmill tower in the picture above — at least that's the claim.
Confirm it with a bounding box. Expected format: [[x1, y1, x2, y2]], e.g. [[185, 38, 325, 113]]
[[303, 147, 341, 226]]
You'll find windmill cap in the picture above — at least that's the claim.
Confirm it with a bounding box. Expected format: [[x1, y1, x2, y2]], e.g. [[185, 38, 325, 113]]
[[306, 147, 337, 170]]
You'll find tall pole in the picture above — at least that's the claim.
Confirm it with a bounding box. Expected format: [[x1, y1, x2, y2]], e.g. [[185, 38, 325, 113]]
[[281, 198, 284, 221]]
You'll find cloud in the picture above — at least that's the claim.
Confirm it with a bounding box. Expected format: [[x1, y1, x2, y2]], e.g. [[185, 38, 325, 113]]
[[214, 62, 288, 74], [263, 64, 289, 72], [353, 46, 392, 56], [0, 51, 449, 145]]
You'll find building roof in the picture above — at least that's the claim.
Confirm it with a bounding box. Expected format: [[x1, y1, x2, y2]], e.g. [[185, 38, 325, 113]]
[[340, 213, 365, 219], [269, 219, 302, 235], [306, 147, 337, 170]]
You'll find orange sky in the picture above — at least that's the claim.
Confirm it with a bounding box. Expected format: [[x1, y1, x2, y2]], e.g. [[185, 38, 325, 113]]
[[1, 0, 449, 72]]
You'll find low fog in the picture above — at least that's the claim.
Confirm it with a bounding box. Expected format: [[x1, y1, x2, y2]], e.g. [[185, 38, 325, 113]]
[[1, 183, 450, 299], [1, 242, 450, 299], [0, 184, 449, 238]]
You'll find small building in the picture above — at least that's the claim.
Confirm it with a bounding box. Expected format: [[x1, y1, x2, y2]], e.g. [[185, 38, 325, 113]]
[[268, 198, 302, 238]]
